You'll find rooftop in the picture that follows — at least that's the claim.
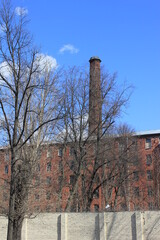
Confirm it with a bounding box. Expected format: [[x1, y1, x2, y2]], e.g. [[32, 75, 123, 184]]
[[135, 130, 160, 136]]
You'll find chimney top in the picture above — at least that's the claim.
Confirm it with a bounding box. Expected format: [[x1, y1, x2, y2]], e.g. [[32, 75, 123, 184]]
[[89, 56, 101, 63]]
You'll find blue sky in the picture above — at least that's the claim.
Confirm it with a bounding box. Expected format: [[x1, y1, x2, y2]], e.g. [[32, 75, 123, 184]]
[[12, 0, 160, 132]]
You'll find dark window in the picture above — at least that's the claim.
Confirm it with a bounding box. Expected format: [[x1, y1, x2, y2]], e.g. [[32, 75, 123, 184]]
[[119, 187, 125, 197], [58, 148, 63, 157], [148, 202, 154, 210], [5, 165, 8, 174], [35, 194, 40, 201], [145, 138, 151, 149], [120, 203, 127, 211], [132, 155, 139, 166], [17, 164, 21, 172], [46, 205, 51, 212], [148, 186, 153, 196], [70, 175, 76, 186], [46, 176, 51, 185], [134, 204, 140, 211], [81, 175, 85, 189], [107, 159, 111, 167], [69, 147, 74, 156], [59, 160, 63, 173], [147, 170, 153, 180], [133, 171, 139, 181], [5, 152, 9, 161], [36, 163, 40, 172], [82, 160, 87, 169], [93, 189, 99, 198], [37, 149, 41, 158], [47, 162, 51, 172], [94, 204, 99, 212], [3, 192, 8, 201], [134, 187, 140, 197], [93, 174, 100, 183], [58, 176, 63, 185], [46, 191, 51, 200], [146, 154, 152, 166], [70, 160, 76, 171], [35, 206, 40, 212]]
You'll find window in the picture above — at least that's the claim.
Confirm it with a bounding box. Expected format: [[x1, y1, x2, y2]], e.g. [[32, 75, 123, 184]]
[[147, 170, 153, 180], [35, 194, 40, 201], [47, 162, 51, 172], [148, 186, 153, 196], [145, 138, 152, 149], [70, 175, 76, 186], [46, 205, 51, 212], [70, 160, 76, 171], [107, 159, 111, 167], [120, 203, 127, 211], [46, 191, 51, 200], [133, 171, 139, 181], [46, 176, 51, 185], [36, 163, 40, 172], [94, 204, 99, 212], [58, 148, 63, 157], [93, 189, 99, 198], [134, 187, 140, 197], [3, 192, 8, 201], [119, 142, 125, 152], [5, 152, 9, 161], [69, 147, 74, 156], [59, 160, 63, 173], [132, 153, 139, 166], [37, 149, 42, 158], [58, 176, 63, 185], [5, 165, 8, 174], [148, 202, 154, 210], [119, 187, 125, 197], [82, 160, 87, 169], [134, 204, 140, 211], [35, 206, 40, 212], [47, 147, 52, 158], [82, 175, 85, 189], [146, 154, 152, 166], [93, 174, 100, 183]]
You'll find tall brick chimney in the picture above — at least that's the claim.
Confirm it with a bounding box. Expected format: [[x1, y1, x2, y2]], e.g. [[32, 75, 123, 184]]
[[89, 56, 102, 136]]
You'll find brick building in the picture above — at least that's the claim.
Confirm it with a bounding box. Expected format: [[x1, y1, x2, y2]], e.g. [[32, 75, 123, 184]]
[[0, 57, 160, 214]]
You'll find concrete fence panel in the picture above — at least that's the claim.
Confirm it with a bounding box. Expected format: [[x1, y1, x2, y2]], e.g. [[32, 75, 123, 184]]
[[1, 211, 160, 240]]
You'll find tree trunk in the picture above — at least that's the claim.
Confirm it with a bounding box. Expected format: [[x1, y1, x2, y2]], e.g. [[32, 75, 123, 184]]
[[7, 188, 24, 240], [13, 218, 23, 240], [7, 152, 24, 240], [7, 165, 16, 240]]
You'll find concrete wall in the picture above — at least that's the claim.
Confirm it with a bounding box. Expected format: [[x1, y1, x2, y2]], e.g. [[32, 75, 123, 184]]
[[1, 211, 160, 240]]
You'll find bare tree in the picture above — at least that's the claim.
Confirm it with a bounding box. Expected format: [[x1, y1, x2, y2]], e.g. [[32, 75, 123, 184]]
[[0, 1, 63, 239], [55, 65, 137, 212]]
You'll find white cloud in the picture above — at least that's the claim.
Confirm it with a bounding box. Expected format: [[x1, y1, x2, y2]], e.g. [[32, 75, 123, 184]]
[[15, 7, 28, 16], [59, 44, 79, 54], [0, 54, 57, 81], [35, 54, 58, 72], [0, 62, 12, 79]]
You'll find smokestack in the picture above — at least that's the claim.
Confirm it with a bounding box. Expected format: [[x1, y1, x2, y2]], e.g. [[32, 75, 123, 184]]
[[89, 56, 102, 136]]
